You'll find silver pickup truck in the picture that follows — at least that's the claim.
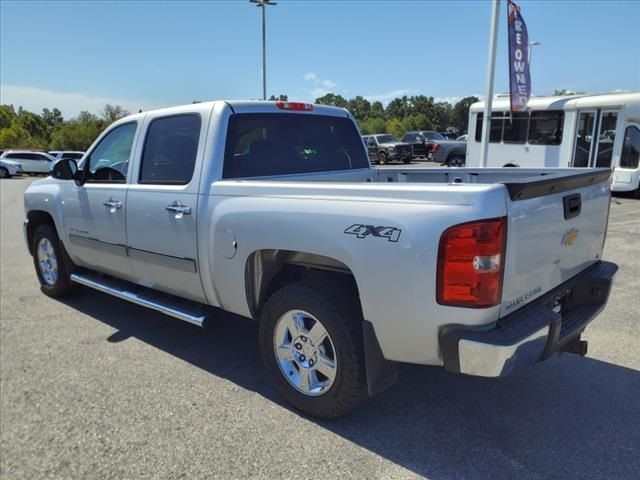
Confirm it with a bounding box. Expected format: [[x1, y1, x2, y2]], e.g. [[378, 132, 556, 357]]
[[23, 100, 617, 418]]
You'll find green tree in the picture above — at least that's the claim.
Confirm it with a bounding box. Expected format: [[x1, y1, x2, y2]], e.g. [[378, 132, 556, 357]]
[[386, 96, 411, 119], [0, 105, 17, 130], [451, 96, 479, 134], [370, 101, 385, 118], [358, 117, 387, 134], [0, 122, 32, 149], [346, 96, 371, 120], [385, 118, 404, 138], [315, 93, 348, 108], [101, 104, 130, 125], [49, 111, 102, 150]]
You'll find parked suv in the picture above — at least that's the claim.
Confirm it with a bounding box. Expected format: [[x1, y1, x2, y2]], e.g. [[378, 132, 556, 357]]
[[48, 151, 85, 161], [364, 134, 412, 164], [0, 151, 56, 174], [0, 158, 23, 178], [402, 131, 445, 158]]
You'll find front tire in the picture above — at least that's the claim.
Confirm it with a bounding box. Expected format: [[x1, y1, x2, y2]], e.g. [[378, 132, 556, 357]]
[[378, 152, 388, 165], [32, 224, 76, 297], [259, 282, 367, 418]]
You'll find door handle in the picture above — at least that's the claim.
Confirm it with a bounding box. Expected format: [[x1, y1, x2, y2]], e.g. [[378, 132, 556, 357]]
[[103, 199, 122, 212], [165, 202, 191, 216]]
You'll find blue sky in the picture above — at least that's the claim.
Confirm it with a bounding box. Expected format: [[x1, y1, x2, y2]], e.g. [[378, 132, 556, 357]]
[[1, 0, 639, 117]]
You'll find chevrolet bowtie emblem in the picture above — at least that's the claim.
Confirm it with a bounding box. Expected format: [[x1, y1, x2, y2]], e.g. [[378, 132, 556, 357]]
[[562, 228, 579, 246]]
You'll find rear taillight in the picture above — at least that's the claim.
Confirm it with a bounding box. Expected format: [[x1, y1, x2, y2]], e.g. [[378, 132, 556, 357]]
[[275, 101, 314, 111], [437, 217, 506, 308], [431, 143, 440, 153]]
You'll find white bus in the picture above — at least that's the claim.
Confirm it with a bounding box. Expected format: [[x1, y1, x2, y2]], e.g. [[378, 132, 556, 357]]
[[467, 92, 640, 195]]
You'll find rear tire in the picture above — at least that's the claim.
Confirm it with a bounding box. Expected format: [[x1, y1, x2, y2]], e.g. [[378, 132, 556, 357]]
[[0, 167, 9, 178], [259, 282, 367, 418], [448, 156, 465, 167], [32, 224, 76, 297], [403, 158, 411, 164]]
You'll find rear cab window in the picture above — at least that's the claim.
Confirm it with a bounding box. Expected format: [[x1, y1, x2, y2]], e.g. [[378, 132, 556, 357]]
[[223, 113, 369, 178]]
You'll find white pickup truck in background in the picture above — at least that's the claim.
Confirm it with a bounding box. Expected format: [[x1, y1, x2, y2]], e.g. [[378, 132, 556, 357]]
[[23, 101, 617, 418]]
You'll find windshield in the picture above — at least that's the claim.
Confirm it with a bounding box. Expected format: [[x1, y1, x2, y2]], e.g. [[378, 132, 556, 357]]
[[376, 135, 399, 143], [423, 131, 445, 140]]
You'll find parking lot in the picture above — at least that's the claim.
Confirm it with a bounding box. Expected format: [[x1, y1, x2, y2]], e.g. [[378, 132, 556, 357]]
[[1, 175, 639, 480]]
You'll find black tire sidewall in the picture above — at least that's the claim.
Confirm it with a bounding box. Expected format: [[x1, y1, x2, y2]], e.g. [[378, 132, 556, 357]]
[[259, 282, 365, 418], [0, 168, 8, 178], [378, 152, 387, 164], [32, 224, 74, 297]]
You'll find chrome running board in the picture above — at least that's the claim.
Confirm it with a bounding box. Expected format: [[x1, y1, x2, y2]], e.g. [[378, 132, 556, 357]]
[[70, 273, 208, 327]]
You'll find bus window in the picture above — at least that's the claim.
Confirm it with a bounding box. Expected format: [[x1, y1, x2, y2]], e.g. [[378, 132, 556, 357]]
[[503, 112, 529, 144], [620, 126, 640, 169], [475, 113, 503, 143], [529, 111, 564, 146], [595, 111, 618, 167], [572, 112, 596, 167]]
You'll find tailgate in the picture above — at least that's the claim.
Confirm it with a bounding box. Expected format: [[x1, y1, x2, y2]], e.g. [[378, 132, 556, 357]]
[[500, 169, 612, 317]]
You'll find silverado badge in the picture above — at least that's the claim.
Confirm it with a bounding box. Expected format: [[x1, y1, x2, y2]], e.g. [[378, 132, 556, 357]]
[[561, 228, 579, 247]]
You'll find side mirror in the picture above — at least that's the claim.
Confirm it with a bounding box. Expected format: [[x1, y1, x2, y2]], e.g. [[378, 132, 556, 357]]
[[51, 158, 80, 182]]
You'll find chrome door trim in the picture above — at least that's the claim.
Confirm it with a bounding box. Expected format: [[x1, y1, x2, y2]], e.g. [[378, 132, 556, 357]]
[[127, 246, 197, 273], [68, 234, 128, 257]]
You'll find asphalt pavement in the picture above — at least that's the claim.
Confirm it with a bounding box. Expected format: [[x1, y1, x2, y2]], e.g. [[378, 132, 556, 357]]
[[1, 175, 639, 480]]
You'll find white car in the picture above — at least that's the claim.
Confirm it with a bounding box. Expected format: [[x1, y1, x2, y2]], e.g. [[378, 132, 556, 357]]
[[48, 151, 85, 161], [0, 151, 56, 174], [0, 158, 23, 178], [23, 100, 618, 418]]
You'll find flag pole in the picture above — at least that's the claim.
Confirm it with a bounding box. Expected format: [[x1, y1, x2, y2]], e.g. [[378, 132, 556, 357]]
[[480, 0, 501, 168]]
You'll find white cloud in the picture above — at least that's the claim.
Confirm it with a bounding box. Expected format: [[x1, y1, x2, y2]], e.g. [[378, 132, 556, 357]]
[[364, 89, 413, 105], [303, 72, 338, 99], [0, 84, 165, 119]]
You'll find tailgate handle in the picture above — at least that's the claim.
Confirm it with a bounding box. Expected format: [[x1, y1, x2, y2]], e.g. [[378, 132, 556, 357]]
[[563, 193, 582, 220]]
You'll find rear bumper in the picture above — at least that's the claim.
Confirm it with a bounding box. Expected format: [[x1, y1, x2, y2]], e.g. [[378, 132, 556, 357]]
[[440, 261, 618, 377]]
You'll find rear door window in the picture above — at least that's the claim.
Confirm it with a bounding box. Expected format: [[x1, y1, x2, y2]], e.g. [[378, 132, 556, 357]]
[[139, 114, 201, 185], [594, 111, 618, 167], [223, 113, 369, 178], [572, 112, 596, 167]]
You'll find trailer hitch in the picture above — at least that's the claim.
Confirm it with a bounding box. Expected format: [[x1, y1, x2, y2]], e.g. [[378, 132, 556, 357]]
[[560, 336, 588, 356]]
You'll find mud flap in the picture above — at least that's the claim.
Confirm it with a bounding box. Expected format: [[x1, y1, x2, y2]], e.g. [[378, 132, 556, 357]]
[[363, 320, 399, 397]]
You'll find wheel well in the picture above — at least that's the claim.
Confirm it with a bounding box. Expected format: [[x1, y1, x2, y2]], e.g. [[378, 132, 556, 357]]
[[26, 210, 56, 255], [503, 163, 520, 167], [245, 249, 360, 318]]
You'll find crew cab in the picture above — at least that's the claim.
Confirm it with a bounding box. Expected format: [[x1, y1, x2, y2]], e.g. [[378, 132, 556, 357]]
[[402, 130, 444, 158], [363, 134, 412, 164], [23, 100, 617, 418]]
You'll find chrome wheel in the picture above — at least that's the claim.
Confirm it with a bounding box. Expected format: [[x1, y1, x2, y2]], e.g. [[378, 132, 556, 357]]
[[37, 238, 58, 285], [273, 310, 337, 396]]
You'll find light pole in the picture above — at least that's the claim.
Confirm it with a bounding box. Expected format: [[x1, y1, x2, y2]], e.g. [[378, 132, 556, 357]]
[[250, 0, 277, 101], [528, 40, 541, 64]]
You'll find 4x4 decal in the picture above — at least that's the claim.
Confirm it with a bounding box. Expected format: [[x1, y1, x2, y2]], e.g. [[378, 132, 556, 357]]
[[344, 224, 402, 243]]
